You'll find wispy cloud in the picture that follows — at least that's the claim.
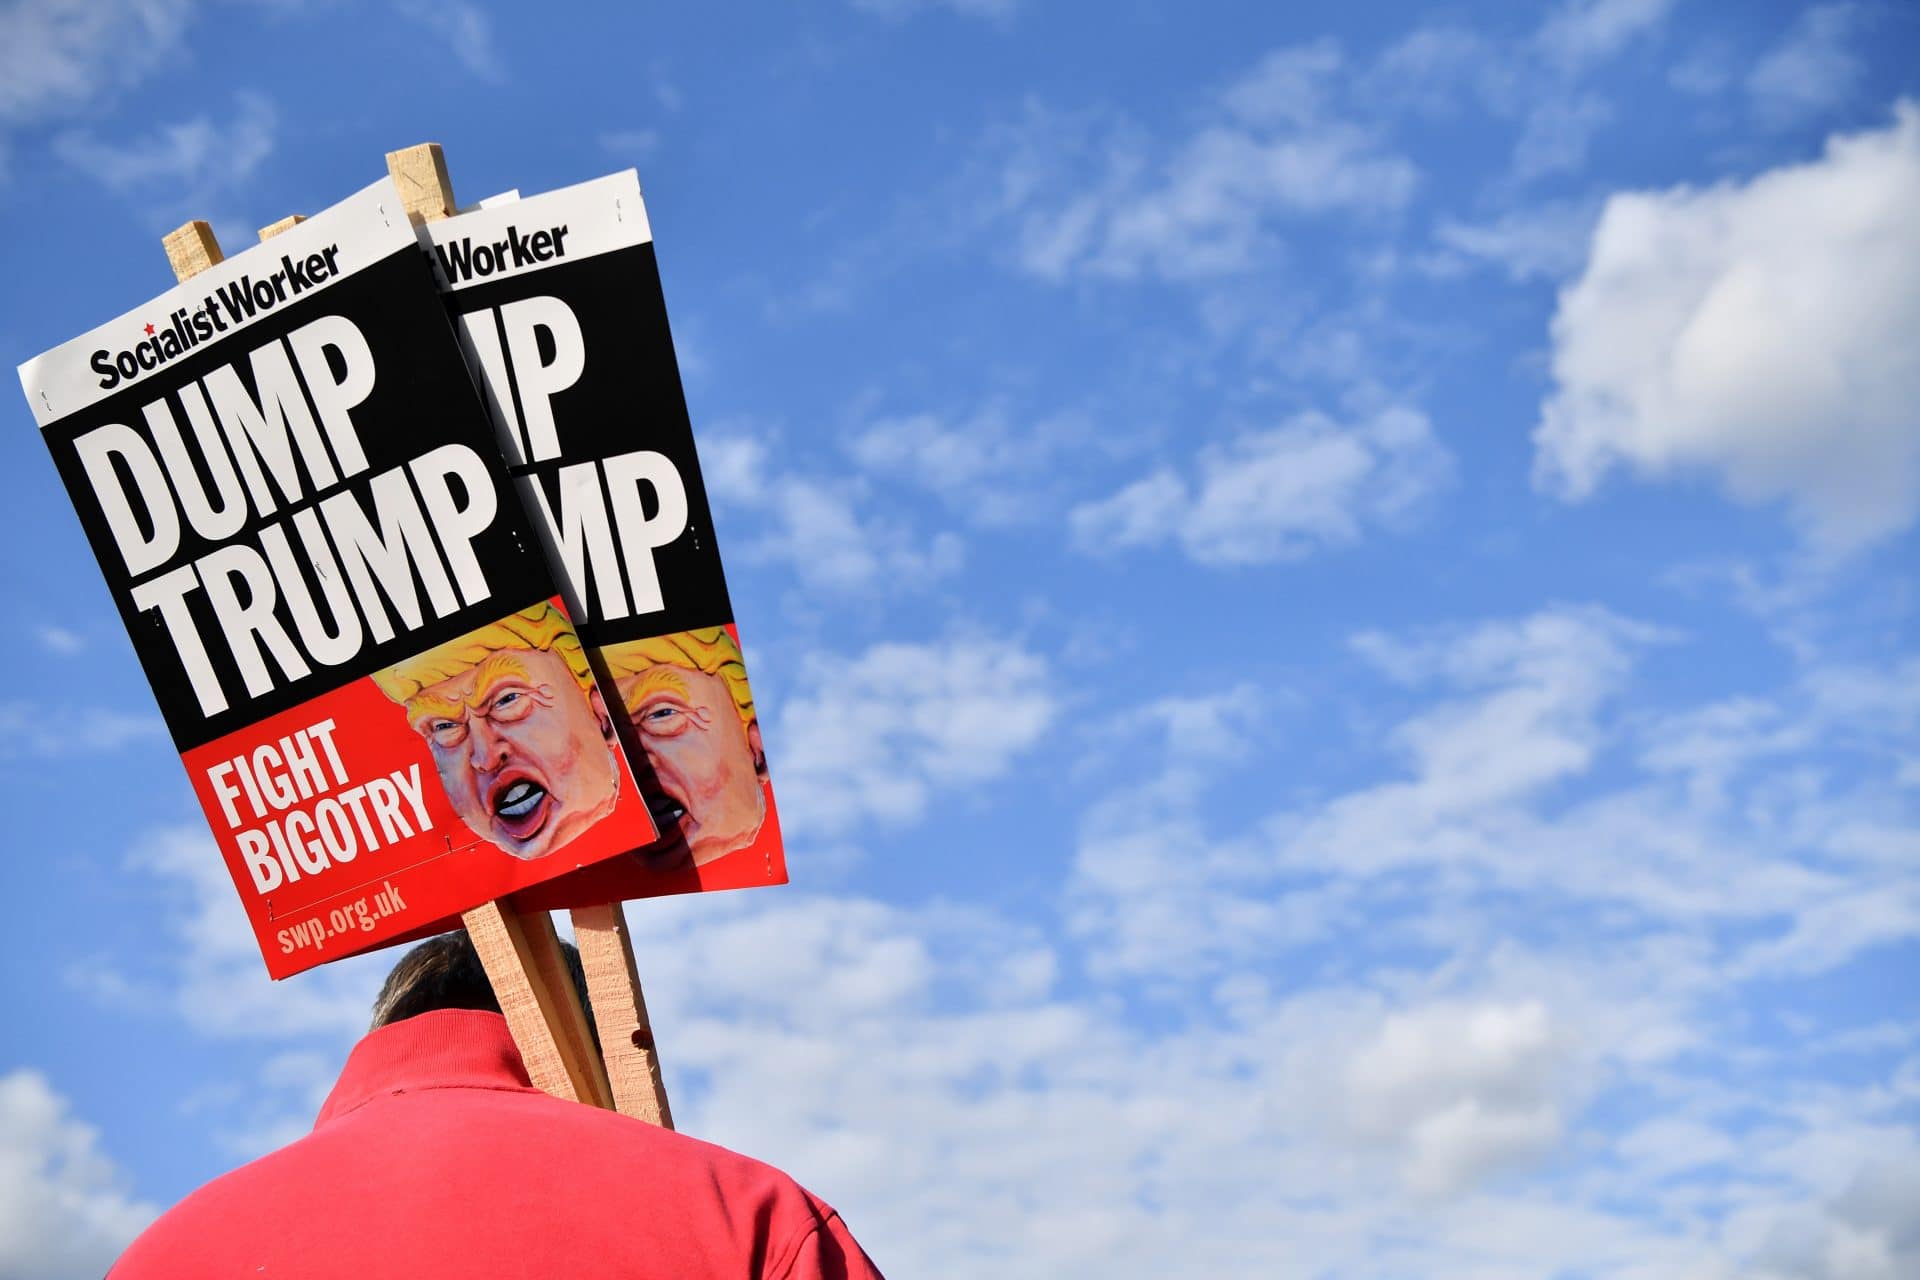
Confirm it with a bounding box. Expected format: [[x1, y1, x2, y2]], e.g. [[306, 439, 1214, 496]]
[[1747, 3, 1864, 129], [54, 91, 276, 231], [773, 633, 1058, 836], [1069, 600, 1920, 986], [1428, 198, 1600, 282], [34, 625, 85, 656], [1373, 2, 1676, 183], [0, 0, 191, 128], [847, 404, 1107, 527], [0, 703, 163, 757], [985, 43, 1417, 284], [1070, 407, 1450, 564], [597, 128, 660, 160], [395, 0, 503, 82], [92, 826, 387, 1044], [1534, 0, 1676, 72], [703, 424, 964, 595]]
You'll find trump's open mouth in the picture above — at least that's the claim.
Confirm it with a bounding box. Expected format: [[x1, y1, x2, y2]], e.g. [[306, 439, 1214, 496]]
[[489, 775, 552, 842], [643, 787, 688, 834]]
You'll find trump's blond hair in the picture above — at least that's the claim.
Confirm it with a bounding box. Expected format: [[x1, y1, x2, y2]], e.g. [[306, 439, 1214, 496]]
[[598, 628, 755, 732], [370, 603, 595, 710]]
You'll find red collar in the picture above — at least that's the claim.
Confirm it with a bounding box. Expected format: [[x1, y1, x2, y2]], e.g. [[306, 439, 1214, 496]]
[[316, 1009, 534, 1126]]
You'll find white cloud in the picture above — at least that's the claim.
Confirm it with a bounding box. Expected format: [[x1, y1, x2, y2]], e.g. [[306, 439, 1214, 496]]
[[0, 703, 163, 756], [1669, 44, 1735, 98], [1535, 103, 1920, 554], [700, 431, 773, 507], [1510, 91, 1611, 181], [1347, 1000, 1568, 1197], [611, 883, 1918, 1277], [758, 477, 962, 592], [34, 624, 85, 655], [1349, 606, 1656, 806], [205, 1050, 338, 1158], [1637, 695, 1806, 805], [1073, 607, 1655, 981], [1115, 684, 1268, 773], [1066, 684, 1305, 980], [702, 426, 964, 595], [610, 893, 1654, 1274], [1432, 199, 1600, 282], [0, 0, 188, 127], [991, 44, 1417, 283], [1367, 25, 1508, 117], [76, 612, 1917, 1278], [0, 1070, 155, 1280], [55, 90, 276, 207], [772, 634, 1058, 836], [1070, 407, 1450, 564], [598, 128, 659, 159], [63, 827, 398, 1175], [1731, 1128, 1920, 1280], [1068, 812, 1303, 982], [847, 406, 1099, 525], [1067, 603, 1919, 992], [395, 0, 502, 81], [1370, 4, 1672, 184], [1534, 0, 1676, 72], [1747, 4, 1863, 129], [102, 825, 388, 1042]]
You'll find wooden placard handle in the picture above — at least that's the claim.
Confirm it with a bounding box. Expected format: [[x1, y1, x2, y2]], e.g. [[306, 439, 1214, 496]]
[[572, 903, 674, 1128], [162, 221, 223, 282], [463, 899, 613, 1108]]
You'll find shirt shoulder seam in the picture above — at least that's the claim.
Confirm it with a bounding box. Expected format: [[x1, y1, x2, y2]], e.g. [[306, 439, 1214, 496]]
[[760, 1212, 821, 1280], [764, 1211, 838, 1280]]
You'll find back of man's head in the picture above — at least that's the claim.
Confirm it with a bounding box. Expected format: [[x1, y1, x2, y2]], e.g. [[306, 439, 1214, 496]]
[[370, 930, 597, 1052]]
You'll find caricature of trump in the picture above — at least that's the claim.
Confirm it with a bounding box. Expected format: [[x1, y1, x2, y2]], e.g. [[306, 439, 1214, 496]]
[[599, 628, 768, 868], [372, 604, 622, 860]]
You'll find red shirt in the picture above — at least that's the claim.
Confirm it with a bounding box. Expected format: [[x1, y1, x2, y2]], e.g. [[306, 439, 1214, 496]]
[[112, 1009, 883, 1279]]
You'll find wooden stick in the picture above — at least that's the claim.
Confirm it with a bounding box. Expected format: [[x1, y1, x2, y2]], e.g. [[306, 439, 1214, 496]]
[[386, 143, 458, 224], [572, 903, 674, 1128], [464, 900, 613, 1108], [258, 214, 306, 240], [162, 220, 223, 284]]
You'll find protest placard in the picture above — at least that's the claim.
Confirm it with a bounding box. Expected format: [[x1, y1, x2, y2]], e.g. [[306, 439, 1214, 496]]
[[417, 170, 788, 911], [19, 179, 662, 979]]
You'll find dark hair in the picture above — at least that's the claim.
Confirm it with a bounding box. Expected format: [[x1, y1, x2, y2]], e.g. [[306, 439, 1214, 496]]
[[370, 930, 598, 1052]]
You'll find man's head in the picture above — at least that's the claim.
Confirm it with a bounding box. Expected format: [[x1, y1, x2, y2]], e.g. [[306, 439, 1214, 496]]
[[372, 604, 621, 859], [369, 930, 597, 1052], [599, 628, 767, 868]]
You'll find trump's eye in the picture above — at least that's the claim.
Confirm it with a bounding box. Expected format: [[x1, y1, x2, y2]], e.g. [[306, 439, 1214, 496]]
[[426, 718, 468, 748], [636, 699, 691, 738], [488, 687, 536, 723]]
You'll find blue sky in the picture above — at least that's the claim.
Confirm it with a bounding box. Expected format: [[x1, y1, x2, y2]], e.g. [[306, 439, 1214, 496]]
[[3, 1, 1918, 1275]]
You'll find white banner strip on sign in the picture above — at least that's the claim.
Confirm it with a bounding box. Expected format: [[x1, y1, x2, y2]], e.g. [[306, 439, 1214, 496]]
[[420, 170, 652, 292], [18, 180, 416, 426]]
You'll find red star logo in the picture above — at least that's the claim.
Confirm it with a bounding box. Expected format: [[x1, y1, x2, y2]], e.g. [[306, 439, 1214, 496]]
[[144, 323, 156, 336]]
